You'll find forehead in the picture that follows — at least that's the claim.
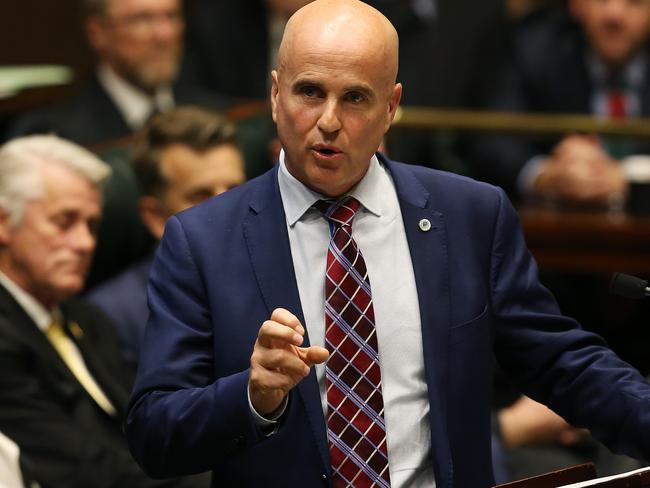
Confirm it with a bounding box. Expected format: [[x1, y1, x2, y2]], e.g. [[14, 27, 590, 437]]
[[281, 12, 396, 86], [106, 0, 180, 14], [39, 163, 100, 210], [579, 0, 650, 13], [161, 144, 243, 183], [283, 41, 391, 93]]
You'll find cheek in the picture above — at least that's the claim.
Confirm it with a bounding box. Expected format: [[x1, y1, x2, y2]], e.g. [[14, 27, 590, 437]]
[[630, 17, 650, 39], [13, 245, 50, 282], [352, 114, 385, 144], [116, 38, 148, 62], [282, 101, 318, 134]]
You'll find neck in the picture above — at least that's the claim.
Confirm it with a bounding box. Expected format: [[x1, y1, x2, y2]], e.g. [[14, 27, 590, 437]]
[[0, 263, 58, 310]]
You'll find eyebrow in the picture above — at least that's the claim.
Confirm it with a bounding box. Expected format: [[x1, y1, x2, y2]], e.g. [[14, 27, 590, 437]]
[[292, 78, 322, 91], [292, 78, 376, 100]]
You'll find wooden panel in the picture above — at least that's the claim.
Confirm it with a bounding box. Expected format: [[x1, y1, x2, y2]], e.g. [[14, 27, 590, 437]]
[[0, 0, 95, 104], [494, 463, 597, 488], [519, 206, 650, 275]]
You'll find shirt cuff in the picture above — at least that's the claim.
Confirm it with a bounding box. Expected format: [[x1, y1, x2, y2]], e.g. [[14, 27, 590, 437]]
[[517, 155, 546, 197], [247, 387, 288, 435]]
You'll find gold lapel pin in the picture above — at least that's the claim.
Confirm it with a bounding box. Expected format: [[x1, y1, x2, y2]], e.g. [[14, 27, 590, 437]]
[[68, 321, 84, 340]]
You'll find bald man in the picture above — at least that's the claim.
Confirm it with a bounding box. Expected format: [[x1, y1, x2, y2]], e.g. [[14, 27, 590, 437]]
[[126, 1, 650, 486]]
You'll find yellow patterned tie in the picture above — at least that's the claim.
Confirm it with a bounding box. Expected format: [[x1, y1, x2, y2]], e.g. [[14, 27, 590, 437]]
[[45, 321, 116, 416]]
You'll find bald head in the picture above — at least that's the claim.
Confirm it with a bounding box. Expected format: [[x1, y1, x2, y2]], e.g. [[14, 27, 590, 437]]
[[278, 0, 399, 89]]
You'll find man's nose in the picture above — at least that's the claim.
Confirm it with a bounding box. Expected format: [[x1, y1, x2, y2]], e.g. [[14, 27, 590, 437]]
[[70, 223, 96, 254], [602, 0, 627, 19], [151, 13, 183, 42], [317, 99, 342, 134]]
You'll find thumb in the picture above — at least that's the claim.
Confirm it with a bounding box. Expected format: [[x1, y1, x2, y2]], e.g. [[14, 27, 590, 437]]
[[295, 345, 329, 366]]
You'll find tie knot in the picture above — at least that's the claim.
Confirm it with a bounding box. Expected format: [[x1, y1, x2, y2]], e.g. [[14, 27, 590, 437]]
[[46, 320, 65, 337], [315, 196, 360, 229]]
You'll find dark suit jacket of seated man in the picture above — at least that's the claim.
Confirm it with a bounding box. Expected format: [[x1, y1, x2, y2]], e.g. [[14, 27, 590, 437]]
[[126, 1, 650, 487], [472, 2, 650, 202]]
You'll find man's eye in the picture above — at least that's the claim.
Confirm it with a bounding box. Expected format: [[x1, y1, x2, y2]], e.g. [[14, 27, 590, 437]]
[[51, 215, 75, 231], [346, 92, 365, 103], [302, 86, 318, 97]]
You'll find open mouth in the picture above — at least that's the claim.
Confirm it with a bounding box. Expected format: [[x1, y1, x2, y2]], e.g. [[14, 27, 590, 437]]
[[313, 146, 341, 157]]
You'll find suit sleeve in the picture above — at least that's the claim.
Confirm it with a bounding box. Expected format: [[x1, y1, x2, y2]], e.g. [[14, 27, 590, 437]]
[[488, 188, 650, 461], [126, 215, 264, 478]]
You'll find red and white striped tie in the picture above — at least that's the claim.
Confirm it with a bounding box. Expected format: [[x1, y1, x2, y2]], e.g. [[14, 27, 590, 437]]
[[317, 197, 391, 488]]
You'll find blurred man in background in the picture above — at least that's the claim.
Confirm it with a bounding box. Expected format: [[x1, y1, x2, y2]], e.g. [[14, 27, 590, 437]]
[[475, 0, 650, 206], [87, 107, 245, 369], [0, 135, 206, 487], [9, 0, 227, 147]]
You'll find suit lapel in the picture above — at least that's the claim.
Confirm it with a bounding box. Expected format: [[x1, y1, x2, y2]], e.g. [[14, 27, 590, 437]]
[[242, 167, 330, 472], [0, 284, 126, 416], [0, 284, 84, 400], [382, 156, 454, 487]]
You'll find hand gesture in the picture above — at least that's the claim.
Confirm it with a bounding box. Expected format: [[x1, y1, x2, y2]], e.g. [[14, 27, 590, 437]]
[[249, 308, 329, 416]]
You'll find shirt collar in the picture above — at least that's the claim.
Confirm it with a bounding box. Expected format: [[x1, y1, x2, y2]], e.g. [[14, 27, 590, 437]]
[[277, 150, 383, 227], [587, 50, 647, 91], [0, 271, 57, 332], [97, 63, 175, 130]]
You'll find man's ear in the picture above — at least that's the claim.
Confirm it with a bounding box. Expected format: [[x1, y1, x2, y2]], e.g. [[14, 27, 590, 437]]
[[0, 209, 12, 246], [138, 196, 167, 241], [271, 70, 280, 123], [384, 82, 403, 132], [85, 15, 109, 54]]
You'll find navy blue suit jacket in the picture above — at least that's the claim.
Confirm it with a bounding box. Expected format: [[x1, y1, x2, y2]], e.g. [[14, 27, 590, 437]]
[[126, 155, 650, 487], [86, 256, 154, 370]]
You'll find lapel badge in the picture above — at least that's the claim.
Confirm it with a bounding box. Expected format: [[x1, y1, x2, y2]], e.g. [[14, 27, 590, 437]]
[[68, 321, 84, 340], [418, 218, 432, 232]]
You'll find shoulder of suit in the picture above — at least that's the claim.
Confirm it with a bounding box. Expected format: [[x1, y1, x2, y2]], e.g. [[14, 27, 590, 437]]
[[387, 157, 500, 194], [512, 11, 582, 67]]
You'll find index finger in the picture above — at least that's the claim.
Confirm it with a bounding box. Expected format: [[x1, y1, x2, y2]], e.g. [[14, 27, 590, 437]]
[[270, 308, 305, 335], [257, 320, 304, 349]]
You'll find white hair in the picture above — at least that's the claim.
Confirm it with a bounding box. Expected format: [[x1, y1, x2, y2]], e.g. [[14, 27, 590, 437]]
[[0, 135, 111, 225]]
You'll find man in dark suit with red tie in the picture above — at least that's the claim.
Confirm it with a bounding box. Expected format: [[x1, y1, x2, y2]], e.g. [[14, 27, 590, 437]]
[[474, 0, 650, 205], [127, 1, 650, 486]]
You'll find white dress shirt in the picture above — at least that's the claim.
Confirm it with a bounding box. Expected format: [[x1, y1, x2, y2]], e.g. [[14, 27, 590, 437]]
[[0, 272, 55, 333], [97, 64, 174, 130], [277, 151, 435, 487], [0, 431, 25, 488]]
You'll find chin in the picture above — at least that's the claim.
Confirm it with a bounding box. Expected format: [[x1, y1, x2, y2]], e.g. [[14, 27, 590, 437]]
[[54, 277, 85, 297], [137, 65, 178, 90], [308, 172, 345, 196], [595, 41, 634, 65]]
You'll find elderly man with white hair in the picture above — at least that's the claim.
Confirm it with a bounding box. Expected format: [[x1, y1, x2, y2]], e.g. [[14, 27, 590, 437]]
[[0, 135, 207, 487]]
